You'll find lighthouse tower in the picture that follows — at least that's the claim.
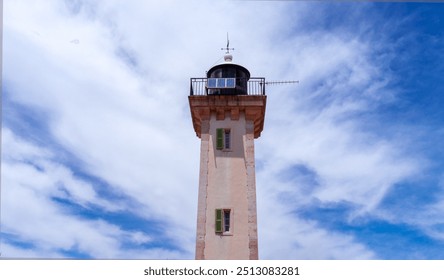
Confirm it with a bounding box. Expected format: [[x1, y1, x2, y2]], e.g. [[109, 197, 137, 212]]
[[189, 52, 266, 259]]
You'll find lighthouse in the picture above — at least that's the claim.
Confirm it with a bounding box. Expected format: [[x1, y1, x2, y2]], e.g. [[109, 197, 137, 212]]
[[189, 51, 266, 259]]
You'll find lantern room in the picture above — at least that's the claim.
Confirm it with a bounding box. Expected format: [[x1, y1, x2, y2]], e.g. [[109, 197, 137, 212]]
[[206, 54, 251, 95]]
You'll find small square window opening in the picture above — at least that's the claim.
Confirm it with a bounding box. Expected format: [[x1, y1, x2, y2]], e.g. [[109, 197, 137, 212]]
[[223, 209, 231, 232], [215, 208, 232, 234], [224, 129, 231, 150], [216, 128, 231, 150]]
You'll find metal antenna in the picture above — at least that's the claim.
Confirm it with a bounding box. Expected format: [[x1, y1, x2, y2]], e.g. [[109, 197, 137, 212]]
[[265, 80, 299, 85], [221, 33, 234, 54]]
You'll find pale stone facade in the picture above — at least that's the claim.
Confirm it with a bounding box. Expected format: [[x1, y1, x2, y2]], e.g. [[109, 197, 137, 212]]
[[189, 95, 266, 259]]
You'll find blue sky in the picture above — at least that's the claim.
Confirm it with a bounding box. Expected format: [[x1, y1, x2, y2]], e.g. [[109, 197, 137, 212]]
[[2, 0, 444, 259]]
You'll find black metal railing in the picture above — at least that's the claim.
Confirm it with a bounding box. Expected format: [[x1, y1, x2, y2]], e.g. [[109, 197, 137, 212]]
[[190, 77, 266, 96]]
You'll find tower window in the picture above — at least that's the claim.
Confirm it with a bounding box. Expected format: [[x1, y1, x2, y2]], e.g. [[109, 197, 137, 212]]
[[223, 209, 231, 232], [224, 129, 231, 149], [216, 128, 231, 150], [215, 209, 231, 234]]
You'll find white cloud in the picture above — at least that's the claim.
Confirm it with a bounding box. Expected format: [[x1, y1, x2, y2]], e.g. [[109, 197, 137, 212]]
[[257, 188, 376, 259], [0, 243, 65, 259], [2, 127, 170, 258], [256, 27, 421, 214]]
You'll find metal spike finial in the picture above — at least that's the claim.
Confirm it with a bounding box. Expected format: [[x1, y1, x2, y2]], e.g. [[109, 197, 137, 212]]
[[221, 33, 234, 54]]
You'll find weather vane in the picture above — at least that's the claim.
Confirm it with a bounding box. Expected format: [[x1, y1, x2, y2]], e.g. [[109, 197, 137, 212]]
[[221, 33, 234, 54]]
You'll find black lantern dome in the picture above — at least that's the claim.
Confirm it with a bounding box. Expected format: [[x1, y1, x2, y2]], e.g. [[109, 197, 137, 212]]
[[206, 54, 250, 95]]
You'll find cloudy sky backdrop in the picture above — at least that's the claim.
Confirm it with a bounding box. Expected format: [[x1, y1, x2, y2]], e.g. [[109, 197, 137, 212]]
[[2, 0, 444, 259]]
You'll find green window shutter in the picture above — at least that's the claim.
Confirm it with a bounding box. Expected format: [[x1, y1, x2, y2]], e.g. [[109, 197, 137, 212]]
[[216, 128, 224, 150], [215, 209, 223, 233]]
